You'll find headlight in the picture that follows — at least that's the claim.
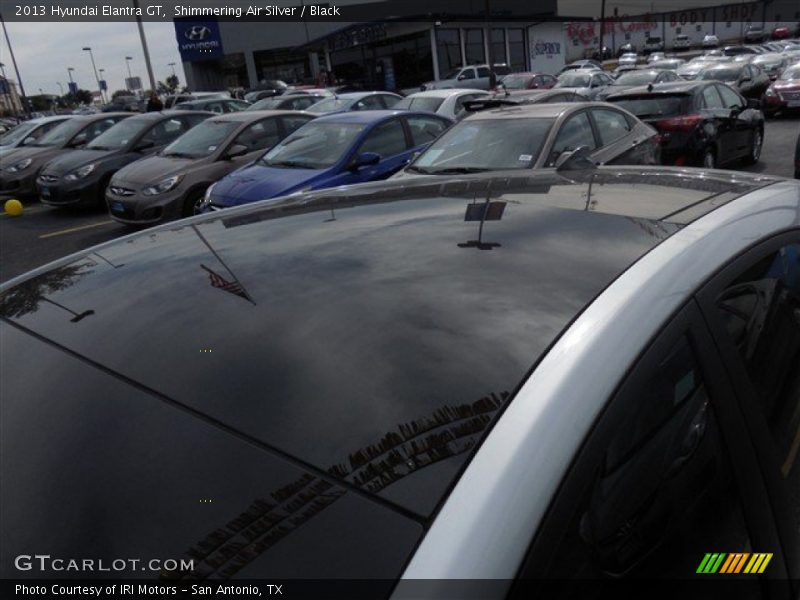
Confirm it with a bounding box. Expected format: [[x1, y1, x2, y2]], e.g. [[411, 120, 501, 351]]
[[64, 163, 96, 181], [7, 158, 32, 172], [765, 88, 776, 96], [142, 175, 183, 196]]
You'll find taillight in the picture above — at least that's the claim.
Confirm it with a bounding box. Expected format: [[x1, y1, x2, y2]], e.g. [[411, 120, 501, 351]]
[[654, 114, 703, 132]]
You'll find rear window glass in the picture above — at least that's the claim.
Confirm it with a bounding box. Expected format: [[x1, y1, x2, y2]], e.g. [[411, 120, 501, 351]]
[[608, 94, 692, 119]]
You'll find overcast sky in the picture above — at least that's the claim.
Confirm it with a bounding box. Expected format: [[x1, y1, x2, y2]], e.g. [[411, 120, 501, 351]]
[[1, 21, 185, 96]]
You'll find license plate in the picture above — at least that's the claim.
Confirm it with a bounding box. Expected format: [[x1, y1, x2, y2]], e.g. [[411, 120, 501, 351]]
[[111, 201, 125, 212], [40, 186, 49, 197]]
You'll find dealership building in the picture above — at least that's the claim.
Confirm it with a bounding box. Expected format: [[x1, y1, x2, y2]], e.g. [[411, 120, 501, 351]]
[[174, 0, 800, 92]]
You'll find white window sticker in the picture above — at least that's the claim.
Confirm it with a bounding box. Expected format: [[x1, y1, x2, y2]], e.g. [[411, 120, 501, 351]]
[[518, 154, 533, 162], [208, 145, 217, 152]]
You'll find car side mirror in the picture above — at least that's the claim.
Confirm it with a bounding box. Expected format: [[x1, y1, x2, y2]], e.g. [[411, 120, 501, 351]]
[[406, 151, 421, 164], [554, 145, 595, 170], [135, 140, 155, 152], [224, 144, 248, 160], [457, 74, 467, 81], [350, 151, 381, 170]]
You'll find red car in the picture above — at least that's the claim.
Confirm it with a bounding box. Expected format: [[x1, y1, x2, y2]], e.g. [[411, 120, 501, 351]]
[[772, 26, 791, 40], [497, 72, 558, 93], [763, 63, 800, 116]]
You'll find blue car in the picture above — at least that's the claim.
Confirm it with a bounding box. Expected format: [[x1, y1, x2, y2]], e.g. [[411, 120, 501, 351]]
[[202, 110, 452, 210]]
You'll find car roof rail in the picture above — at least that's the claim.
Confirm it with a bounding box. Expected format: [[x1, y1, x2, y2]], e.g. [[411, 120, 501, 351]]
[[462, 98, 519, 112]]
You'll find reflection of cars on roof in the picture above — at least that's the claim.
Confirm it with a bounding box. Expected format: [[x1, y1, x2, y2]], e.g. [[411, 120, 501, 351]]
[[0, 113, 131, 198], [607, 80, 764, 168], [397, 101, 658, 178], [3, 166, 798, 586], [393, 89, 490, 120], [106, 110, 315, 225], [306, 92, 403, 115], [36, 111, 213, 208], [171, 98, 251, 114], [201, 110, 452, 210], [0, 115, 72, 158]]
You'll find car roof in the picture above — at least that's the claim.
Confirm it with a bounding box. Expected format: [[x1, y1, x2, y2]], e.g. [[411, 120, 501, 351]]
[[144, 110, 215, 120], [312, 109, 418, 124], [28, 115, 71, 123], [463, 102, 587, 120], [209, 109, 314, 122], [405, 89, 486, 99], [331, 91, 397, 99], [607, 80, 708, 96], [0, 167, 781, 519]]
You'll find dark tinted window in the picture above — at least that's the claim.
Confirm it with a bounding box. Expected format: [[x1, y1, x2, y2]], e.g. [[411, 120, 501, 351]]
[[232, 118, 280, 152], [716, 84, 744, 109], [380, 94, 400, 109], [591, 109, 631, 146], [460, 68, 476, 80], [548, 112, 597, 165], [608, 94, 692, 118], [354, 95, 385, 110], [357, 119, 407, 156], [406, 115, 449, 146], [540, 333, 754, 583], [141, 117, 187, 146], [477, 67, 491, 78], [281, 115, 314, 135], [701, 85, 725, 109], [714, 243, 800, 535]]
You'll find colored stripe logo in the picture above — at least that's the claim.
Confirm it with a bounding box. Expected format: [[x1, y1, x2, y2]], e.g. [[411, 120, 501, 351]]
[[697, 552, 773, 574]]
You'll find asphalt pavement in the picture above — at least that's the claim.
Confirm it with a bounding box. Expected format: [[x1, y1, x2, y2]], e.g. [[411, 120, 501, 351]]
[[2, 114, 799, 284]]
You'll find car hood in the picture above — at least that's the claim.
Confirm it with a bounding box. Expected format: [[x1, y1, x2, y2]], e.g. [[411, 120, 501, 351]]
[[210, 162, 325, 206], [41, 147, 118, 176], [112, 154, 201, 186], [0, 144, 61, 165]]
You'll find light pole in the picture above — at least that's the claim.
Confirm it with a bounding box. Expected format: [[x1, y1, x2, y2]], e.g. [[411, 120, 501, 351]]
[[67, 67, 75, 84], [0, 62, 6, 79], [132, 0, 157, 93], [82, 46, 104, 105], [125, 56, 134, 91], [1, 13, 31, 115], [99, 68, 108, 103]]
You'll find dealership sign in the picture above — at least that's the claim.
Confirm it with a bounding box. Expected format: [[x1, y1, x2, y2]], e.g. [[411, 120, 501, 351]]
[[174, 18, 224, 62]]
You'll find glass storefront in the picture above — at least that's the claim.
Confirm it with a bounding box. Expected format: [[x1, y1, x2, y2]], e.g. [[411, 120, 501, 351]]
[[508, 28, 526, 71], [491, 28, 506, 65], [464, 28, 485, 65], [253, 49, 311, 85], [436, 28, 461, 75]]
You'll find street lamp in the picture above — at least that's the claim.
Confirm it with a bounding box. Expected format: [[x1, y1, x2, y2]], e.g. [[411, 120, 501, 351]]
[[82, 46, 104, 105], [99, 68, 108, 103], [125, 56, 134, 90]]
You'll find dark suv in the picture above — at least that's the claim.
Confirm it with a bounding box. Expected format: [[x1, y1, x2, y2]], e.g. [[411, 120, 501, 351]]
[[607, 81, 765, 168]]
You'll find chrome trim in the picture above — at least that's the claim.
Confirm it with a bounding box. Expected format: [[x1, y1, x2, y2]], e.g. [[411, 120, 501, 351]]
[[109, 186, 135, 197], [395, 179, 800, 596]]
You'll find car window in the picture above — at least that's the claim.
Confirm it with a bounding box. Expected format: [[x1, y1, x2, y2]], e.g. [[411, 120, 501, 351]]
[[548, 112, 597, 165], [206, 102, 225, 114], [223, 100, 247, 113], [356, 119, 407, 157], [460, 68, 476, 80], [591, 109, 631, 146], [536, 329, 755, 581], [701, 85, 725, 109], [232, 118, 280, 152], [379, 94, 400, 109], [141, 118, 187, 146], [281, 115, 314, 136], [716, 84, 744, 109], [291, 97, 316, 110], [405, 115, 449, 147], [354, 95, 385, 110], [477, 67, 491, 78], [713, 243, 800, 538], [183, 114, 211, 128]]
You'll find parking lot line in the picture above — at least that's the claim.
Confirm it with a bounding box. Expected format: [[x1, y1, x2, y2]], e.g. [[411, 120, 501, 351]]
[[39, 220, 115, 239]]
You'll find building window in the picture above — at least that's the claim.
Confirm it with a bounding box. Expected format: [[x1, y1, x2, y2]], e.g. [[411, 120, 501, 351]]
[[491, 28, 506, 65], [507, 28, 526, 71], [436, 28, 462, 75], [253, 48, 310, 85], [464, 28, 485, 65]]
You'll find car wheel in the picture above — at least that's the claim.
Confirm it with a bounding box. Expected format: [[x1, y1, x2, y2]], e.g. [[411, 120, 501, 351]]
[[701, 148, 716, 169], [182, 189, 205, 218], [743, 127, 763, 165]]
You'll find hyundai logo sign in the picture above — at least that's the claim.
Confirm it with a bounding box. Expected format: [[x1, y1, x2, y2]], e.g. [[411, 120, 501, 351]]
[[185, 25, 211, 41]]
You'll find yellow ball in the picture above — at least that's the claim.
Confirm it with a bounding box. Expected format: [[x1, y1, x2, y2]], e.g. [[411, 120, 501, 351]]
[[4, 199, 23, 217]]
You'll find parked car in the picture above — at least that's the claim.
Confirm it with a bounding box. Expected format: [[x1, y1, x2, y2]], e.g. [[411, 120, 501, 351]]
[[744, 25, 767, 44], [248, 94, 328, 111], [751, 52, 790, 80], [612, 64, 639, 78], [393, 89, 490, 121], [106, 110, 315, 225], [171, 98, 251, 114], [607, 81, 764, 168], [618, 53, 639, 67], [398, 102, 658, 177], [36, 111, 213, 208], [648, 59, 686, 71], [0, 113, 130, 198], [772, 26, 791, 40], [306, 92, 402, 115], [677, 59, 716, 80], [702, 34, 720, 48], [617, 43, 636, 56], [723, 45, 759, 56], [646, 52, 666, 64], [102, 94, 140, 113], [420, 64, 511, 91], [5, 166, 797, 586], [497, 72, 558, 91], [0, 115, 72, 158], [763, 63, 800, 116], [596, 69, 681, 100], [672, 34, 691, 51], [697, 63, 771, 100], [243, 80, 289, 102], [554, 70, 615, 100], [163, 92, 230, 109], [558, 60, 602, 74], [643, 36, 664, 54], [200, 110, 452, 211]]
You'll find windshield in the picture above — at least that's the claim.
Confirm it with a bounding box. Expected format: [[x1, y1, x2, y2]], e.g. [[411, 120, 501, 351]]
[[410, 117, 554, 173], [0, 121, 40, 146], [613, 71, 658, 85], [501, 74, 534, 89], [699, 68, 740, 81], [261, 122, 365, 169], [32, 119, 87, 147], [87, 118, 149, 150], [393, 97, 445, 112], [307, 97, 356, 113], [556, 73, 591, 87], [161, 120, 240, 159], [609, 94, 692, 119]]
